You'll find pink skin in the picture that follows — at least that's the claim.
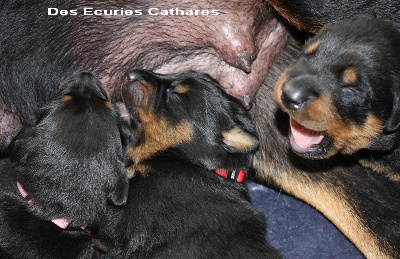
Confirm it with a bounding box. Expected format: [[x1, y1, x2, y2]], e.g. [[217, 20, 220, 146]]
[[69, 0, 289, 107], [155, 17, 288, 107], [0, 0, 289, 150]]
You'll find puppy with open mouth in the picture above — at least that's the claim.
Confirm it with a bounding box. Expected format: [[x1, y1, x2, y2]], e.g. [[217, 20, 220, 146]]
[[274, 15, 400, 181], [0, 72, 128, 258]]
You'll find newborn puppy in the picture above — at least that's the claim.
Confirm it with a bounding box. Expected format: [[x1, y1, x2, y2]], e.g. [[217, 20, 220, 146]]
[[274, 15, 400, 181], [94, 70, 282, 258], [0, 72, 128, 258]]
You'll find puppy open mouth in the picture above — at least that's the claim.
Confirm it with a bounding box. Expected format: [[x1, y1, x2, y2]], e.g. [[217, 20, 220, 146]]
[[289, 117, 332, 157]]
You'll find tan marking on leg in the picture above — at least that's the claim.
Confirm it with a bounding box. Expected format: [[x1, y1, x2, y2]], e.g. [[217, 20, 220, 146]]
[[255, 167, 391, 259], [91, 238, 109, 253], [359, 159, 400, 181], [252, 37, 396, 258], [304, 40, 320, 55]]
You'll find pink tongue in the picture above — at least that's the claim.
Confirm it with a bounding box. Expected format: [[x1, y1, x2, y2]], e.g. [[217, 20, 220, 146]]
[[290, 118, 324, 150]]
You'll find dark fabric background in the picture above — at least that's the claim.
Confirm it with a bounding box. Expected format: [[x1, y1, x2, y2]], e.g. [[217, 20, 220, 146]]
[[101, 181, 364, 258], [248, 182, 365, 259]]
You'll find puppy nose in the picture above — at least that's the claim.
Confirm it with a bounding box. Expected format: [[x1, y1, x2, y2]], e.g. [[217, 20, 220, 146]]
[[281, 78, 318, 111]]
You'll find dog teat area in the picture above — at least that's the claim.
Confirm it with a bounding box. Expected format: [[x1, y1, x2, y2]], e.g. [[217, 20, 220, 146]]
[[0, 1, 399, 258]]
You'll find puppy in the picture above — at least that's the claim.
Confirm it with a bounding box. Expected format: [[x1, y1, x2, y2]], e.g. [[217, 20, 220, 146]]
[[0, 72, 128, 258], [94, 70, 282, 258], [274, 15, 400, 181]]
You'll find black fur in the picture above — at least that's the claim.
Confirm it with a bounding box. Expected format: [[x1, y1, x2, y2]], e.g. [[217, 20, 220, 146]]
[[0, 72, 128, 258], [275, 16, 400, 180], [94, 70, 282, 258], [0, 0, 272, 151], [266, 0, 400, 33], [1, 1, 399, 258], [253, 36, 400, 258]]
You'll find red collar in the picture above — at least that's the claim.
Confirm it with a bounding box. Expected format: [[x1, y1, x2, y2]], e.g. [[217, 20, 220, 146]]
[[16, 181, 87, 230], [214, 169, 247, 183]]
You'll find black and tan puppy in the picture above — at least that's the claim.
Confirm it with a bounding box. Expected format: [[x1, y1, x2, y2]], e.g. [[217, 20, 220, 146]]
[[94, 70, 281, 258], [0, 72, 128, 258], [274, 15, 400, 181]]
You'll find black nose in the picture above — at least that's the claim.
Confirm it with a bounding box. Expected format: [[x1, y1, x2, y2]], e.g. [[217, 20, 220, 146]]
[[281, 77, 319, 110]]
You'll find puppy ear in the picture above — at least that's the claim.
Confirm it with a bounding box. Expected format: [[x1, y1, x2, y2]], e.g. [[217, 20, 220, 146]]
[[116, 103, 143, 146], [221, 127, 259, 154], [384, 96, 400, 133], [107, 176, 129, 207], [118, 116, 143, 146], [8, 126, 35, 157]]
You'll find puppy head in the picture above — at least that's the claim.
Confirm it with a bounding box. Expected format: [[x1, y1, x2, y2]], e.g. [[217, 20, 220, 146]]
[[118, 70, 259, 175], [10, 72, 128, 227], [274, 15, 400, 159]]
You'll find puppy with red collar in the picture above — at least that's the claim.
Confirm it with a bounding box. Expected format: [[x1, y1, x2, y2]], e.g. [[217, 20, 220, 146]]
[[0, 72, 128, 258], [93, 70, 282, 258]]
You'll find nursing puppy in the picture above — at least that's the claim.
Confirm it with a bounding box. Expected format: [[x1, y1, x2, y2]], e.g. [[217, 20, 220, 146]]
[[94, 70, 282, 258], [0, 72, 128, 258], [274, 16, 400, 181]]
